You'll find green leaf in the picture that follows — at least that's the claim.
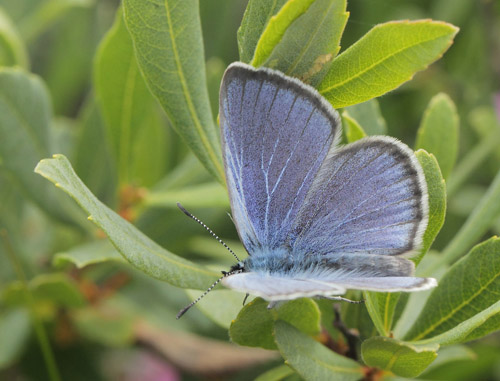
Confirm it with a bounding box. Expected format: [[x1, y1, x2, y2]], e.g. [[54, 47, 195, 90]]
[[318, 20, 459, 108], [237, 0, 288, 63], [122, 0, 223, 183], [415, 93, 459, 179], [250, 0, 316, 67], [95, 8, 164, 187], [0, 309, 31, 369], [255, 365, 295, 381], [185, 289, 247, 329], [440, 167, 500, 265], [361, 337, 438, 378], [343, 99, 387, 136], [0, 8, 28, 68], [30, 273, 85, 308], [230, 298, 321, 350], [342, 112, 367, 143], [421, 345, 476, 375], [364, 150, 446, 336], [414, 150, 447, 264], [73, 99, 117, 205], [274, 321, 364, 381], [405, 237, 500, 343], [35, 154, 219, 289], [53, 240, 125, 269], [73, 306, 134, 347], [144, 182, 229, 209], [0, 68, 81, 224], [262, 0, 349, 86]]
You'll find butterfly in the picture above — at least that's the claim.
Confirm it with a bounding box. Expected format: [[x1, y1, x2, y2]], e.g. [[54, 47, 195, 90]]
[[218, 61, 437, 300], [177, 62, 437, 318]]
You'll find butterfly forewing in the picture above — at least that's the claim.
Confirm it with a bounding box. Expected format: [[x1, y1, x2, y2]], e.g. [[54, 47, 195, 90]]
[[219, 63, 341, 253]]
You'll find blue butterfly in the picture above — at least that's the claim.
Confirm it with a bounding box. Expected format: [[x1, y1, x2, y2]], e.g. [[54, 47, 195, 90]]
[[218, 62, 436, 301]]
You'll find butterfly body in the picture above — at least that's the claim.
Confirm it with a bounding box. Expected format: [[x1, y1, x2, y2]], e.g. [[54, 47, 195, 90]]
[[218, 62, 437, 302]]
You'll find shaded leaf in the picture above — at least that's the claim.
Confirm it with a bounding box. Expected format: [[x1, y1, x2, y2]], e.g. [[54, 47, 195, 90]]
[[237, 0, 288, 63], [361, 336, 438, 378], [263, 0, 348, 86], [255, 364, 295, 381], [35, 154, 219, 289], [122, 0, 223, 182], [53, 240, 125, 269], [318, 20, 459, 108], [343, 99, 387, 135], [0, 68, 81, 225], [405, 237, 500, 343], [95, 8, 165, 187], [415, 93, 459, 179], [230, 298, 320, 350], [274, 321, 363, 381], [342, 112, 367, 143], [144, 182, 229, 209], [0, 309, 30, 369], [251, 0, 316, 67], [0, 8, 28, 68]]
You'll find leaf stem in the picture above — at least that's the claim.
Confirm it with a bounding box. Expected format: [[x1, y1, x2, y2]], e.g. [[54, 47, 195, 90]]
[[438, 167, 500, 267], [1, 230, 61, 381]]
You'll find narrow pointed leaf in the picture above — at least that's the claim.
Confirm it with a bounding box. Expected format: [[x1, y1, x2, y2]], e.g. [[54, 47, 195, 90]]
[[274, 321, 364, 381], [237, 0, 288, 63], [342, 112, 367, 143], [95, 8, 164, 187], [144, 182, 229, 209], [318, 20, 459, 108], [0, 8, 28, 68], [361, 336, 438, 378], [53, 240, 125, 269], [255, 365, 295, 381], [263, 0, 349, 86], [250, 0, 316, 67], [122, 0, 223, 182], [230, 298, 320, 350], [415, 93, 459, 179], [343, 99, 387, 135], [35, 154, 219, 289], [0, 68, 81, 224], [405, 237, 500, 342]]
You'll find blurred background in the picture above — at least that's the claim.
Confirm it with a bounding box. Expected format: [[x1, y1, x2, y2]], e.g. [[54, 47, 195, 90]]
[[1, 0, 499, 380]]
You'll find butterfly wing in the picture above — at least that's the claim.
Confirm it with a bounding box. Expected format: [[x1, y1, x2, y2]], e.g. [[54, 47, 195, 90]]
[[219, 63, 341, 253], [289, 136, 429, 259], [223, 272, 436, 301]]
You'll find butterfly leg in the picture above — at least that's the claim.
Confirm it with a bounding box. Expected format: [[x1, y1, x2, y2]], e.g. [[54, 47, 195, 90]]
[[242, 293, 249, 306], [267, 301, 278, 310], [319, 296, 364, 304]]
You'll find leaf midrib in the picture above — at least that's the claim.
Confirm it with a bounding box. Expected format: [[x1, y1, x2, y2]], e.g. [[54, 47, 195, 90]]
[[410, 270, 500, 340], [320, 29, 450, 93], [163, 0, 223, 180]]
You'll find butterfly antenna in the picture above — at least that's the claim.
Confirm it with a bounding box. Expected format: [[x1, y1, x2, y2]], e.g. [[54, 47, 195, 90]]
[[176, 270, 240, 319], [177, 202, 241, 262]]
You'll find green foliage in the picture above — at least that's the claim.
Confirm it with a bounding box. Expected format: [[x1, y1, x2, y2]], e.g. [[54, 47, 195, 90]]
[[1, 0, 499, 379], [274, 321, 364, 381], [318, 20, 459, 108], [361, 337, 438, 377], [415, 93, 459, 179], [35, 154, 219, 289], [122, 0, 223, 182], [230, 298, 321, 350]]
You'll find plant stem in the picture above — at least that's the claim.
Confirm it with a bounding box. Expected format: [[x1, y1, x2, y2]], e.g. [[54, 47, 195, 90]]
[[446, 129, 500, 197], [438, 167, 500, 267], [1, 230, 61, 381]]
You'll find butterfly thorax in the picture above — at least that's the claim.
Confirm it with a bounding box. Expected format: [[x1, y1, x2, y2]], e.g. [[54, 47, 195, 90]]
[[243, 248, 325, 277]]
